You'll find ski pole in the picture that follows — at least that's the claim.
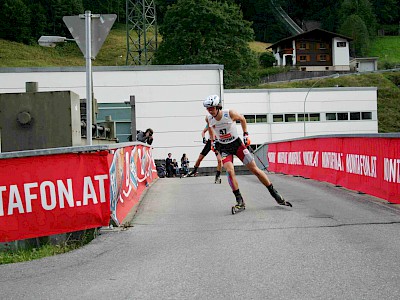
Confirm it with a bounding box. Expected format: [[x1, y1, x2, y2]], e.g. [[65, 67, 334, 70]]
[[248, 146, 269, 171]]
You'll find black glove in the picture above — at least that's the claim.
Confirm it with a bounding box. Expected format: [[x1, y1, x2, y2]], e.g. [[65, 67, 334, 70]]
[[211, 140, 217, 152], [243, 132, 250, 146], [202, 137, 207, 144]]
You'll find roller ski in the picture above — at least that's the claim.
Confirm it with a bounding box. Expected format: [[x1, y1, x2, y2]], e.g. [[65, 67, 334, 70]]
[[267, 184, 292, 207], [183, 170, 198, 178], [231, 198, 245, 215], [214, 175, 221, 184]]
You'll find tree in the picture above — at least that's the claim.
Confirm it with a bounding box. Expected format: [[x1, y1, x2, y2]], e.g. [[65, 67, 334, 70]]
[[153, 0, 258, 88], [339, 0, 377, 37], [371, 0, 398, 24], [0, 0, 31, 43], [339, 14, 370, 57]]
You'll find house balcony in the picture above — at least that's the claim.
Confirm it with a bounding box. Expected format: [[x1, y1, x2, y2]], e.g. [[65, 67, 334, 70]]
[[279, 48, 294, 55]]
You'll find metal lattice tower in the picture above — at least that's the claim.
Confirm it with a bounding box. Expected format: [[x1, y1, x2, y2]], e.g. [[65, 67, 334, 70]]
[[126, 0, 158, 65]]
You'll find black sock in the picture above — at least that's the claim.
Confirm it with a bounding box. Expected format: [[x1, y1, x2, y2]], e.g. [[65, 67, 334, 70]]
[[233, 189, 242, 199], [216, 170, 221, 177]]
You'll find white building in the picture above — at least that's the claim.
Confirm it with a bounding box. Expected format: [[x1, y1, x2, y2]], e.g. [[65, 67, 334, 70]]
[[0, 66, 377, 167]]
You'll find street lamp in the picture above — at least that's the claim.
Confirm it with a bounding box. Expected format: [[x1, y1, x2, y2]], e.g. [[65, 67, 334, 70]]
[[38, 11, 108, 146], [38, 36, 75, 47], [39, 34, 93, 145], [303, 73, 339, 137]]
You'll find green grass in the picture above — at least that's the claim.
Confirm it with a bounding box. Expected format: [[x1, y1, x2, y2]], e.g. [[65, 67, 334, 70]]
[[0, 244, 79, 264], [369, 36, 400, 65]]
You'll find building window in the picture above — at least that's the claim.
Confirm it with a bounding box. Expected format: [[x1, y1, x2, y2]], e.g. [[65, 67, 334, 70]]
[[326, 113, 337, 120], [319, 54, 327, 61], [298, 113, 307, 122], [362, 112, 372, 120], [319, 43, 326, 49], [350, 112, 361, 120], [299, 42, 307, 50], [285, 114, 296, 122], [337, 112, 348, 120], [256, 114, 268, 123], [297, 113, 320, 122], [273, 114, 284, 122], [337, 42, 346, 47], [310, 113, 320, 121], [299, 55, 307, 62], [244, 115, 256, 123]]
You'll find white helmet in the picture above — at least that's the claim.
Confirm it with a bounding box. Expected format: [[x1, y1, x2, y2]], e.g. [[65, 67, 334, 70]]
[[203, 95, 222, 108]]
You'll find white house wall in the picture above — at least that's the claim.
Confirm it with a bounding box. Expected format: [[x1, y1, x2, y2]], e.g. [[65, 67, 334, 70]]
[[332, 37, 350, 70]]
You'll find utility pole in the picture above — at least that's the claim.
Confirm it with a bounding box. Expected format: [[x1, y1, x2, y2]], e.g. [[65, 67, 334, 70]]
[[126, 0, 158, 65]]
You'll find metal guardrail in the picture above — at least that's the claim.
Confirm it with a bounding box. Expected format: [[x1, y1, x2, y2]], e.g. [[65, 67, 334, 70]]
[[0, 142, 148, 159]]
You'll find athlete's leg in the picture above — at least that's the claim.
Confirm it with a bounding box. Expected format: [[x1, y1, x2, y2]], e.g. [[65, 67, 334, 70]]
[[237, 143, 289, 206], [214, 152, 222, 182], [222, 154, 244, 206], [187, 153, 204, 176], [188, 140, 211, 176]]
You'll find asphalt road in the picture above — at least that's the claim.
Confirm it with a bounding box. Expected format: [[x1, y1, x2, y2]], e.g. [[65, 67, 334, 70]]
[[1, 173, 399, 300]]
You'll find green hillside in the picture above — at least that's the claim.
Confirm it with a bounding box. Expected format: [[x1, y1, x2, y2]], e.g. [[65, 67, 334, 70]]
[[0, 24, 399, 133]]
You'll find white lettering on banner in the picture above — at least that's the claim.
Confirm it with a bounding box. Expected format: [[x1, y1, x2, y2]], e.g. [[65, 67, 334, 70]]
[[303, 151, 319, 167], [384, 158, 400, 183], [0, 186, 5, 216], [40, 181, 57, 210], [322, 152, 344, 171], [278, 152, 288, 164], [24, 182, 38, 213], [8, 185, 24, 215], [346, 154, 377, 178], [288, 152, 302, 165], [0, 174, 108, 217], [268, 152, 276, 163], [58, 179, 74, 208], [95, 175, 108, 203]]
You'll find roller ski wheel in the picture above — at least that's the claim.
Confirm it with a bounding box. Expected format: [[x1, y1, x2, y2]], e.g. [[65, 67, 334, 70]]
[[276, 197, 292, 207], [184, 172, 198, 178], [231, 204, 245, 215]]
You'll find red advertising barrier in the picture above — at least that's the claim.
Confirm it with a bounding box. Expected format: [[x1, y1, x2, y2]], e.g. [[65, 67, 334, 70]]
[[109, 145, 157, 225], [0, 151, 111, 242], [0, 144, 158, 242], [267, 137, 400, 204]]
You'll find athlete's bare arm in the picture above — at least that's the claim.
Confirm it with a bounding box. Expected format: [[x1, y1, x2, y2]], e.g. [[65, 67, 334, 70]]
[[229, 109, 248, 133]]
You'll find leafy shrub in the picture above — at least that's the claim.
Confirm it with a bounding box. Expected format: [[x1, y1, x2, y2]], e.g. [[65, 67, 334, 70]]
[[259, 52, 276, 68]]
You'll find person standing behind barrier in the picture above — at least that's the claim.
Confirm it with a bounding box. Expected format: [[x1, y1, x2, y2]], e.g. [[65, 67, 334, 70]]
[[181, 153, 189, 175], [185, 124, 222, 183], [165, 153, 174, 177], [203, 94, 292, 208]]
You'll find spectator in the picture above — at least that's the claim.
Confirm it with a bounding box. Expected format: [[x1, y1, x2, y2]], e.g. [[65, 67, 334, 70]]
[[165, 153, 174, 177], [173, 159, 180, 177], [181, 153, 189, 175], [136, 128, 154, 145]]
